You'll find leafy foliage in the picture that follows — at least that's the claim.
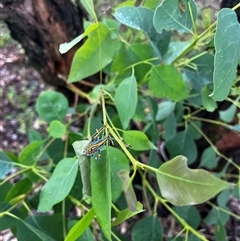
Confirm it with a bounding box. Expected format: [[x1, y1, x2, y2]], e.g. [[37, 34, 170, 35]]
[[1, 0, 240, 241]]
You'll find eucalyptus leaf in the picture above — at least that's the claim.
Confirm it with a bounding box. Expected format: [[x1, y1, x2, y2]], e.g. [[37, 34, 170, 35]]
[[149, 65, 188, 101], [165, 131, 197, 164], [219, 103, 237, 123], [73, 140, 92, 199], [0, 151, 13, 179], [173, 206, 200, 229], [112, 202, 144, 226], [210, 9, 240, 101], [157, 156, 230, 206], [19, 141, 43, 166], [123, 130, 157, 151], [118, 170, 138, 211], [155, 100, 175, 121], [214, 218, 227, 241], [5, 178, 32, 202], [153, 0, 197, 34], [201, 85, 217, 112], [17, 220, 56, 241], [65, 208, 95, 241], [80, 0, 96, 19], [91, 150, 111, 240], [108, 147, 130, 202], [38, 158, 78, 212], [114, 6, 170, 58], [132, 216, 163, 241], [36, 91, 69, 123], [115, 75, 138, 129], [59, 23, 99, 54], [49, 120, 67, 138], [163, 112, 176, 141], [68, 23, 120, 83], [200, 146, 217, 169]]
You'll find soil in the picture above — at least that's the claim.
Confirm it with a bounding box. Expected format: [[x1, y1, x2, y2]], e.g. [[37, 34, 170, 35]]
[[0, 43, 49, 154]]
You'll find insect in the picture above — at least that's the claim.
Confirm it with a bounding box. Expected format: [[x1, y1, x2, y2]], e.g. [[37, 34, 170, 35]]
[[83, 135, 114, 160], [82, 124, 130, 160], [89, 126, 105, 141], [83, 125, 114, 160]]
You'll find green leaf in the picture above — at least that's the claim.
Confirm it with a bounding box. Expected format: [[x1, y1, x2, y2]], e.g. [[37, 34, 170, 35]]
[[0, 209, 18, 230], [204, 207, 229, 225], [49, 120, 67, 138], [115, 75, 138, 129], [80, 0, 96, 19], [17, 220, 56, 241], [146, 97, 158, 142], [112, 202, 144, 226], [72, 140, 92, 199], [123, 131, 157, 151], [28, 130, 42, 142], [201, 85, 217, 112], [149, 65, 188, 101], [132, 216, 163, 241], [155, 100, 175, 121], [68, 23, 120, 83], [128, 43, 158, 80], [111, 44, 130, 73], [19, 141, 43, 165], [118, 170, 138, 211], [153, 0, 197, 34], [173, 206, 200, 229], [65, 208, 95, 241], [38, 158, 78, 212], [108, 147, 130, 202], [91, 150, 111, 240], [0, 182, 11, 202], [36, 91, 69, 123], [217, 189, 230, 207], [24, 214, 63, 241], [200, 146, 217, 169], [113, 7, 170, 57], [59, 23, 99, 54], [74, 227, 95, 241], [219, 102, 237, 123], [214, 218, 227, 241], [5, 178, 32, 202], [0, 151, 13, 179], [186, 121, 202, 140], [156, 155, 231, 206], [165, 131, 197, 164], [164, 41, 190, 64], [210, 9, 240, 101], [163, 112, 176, 141], [114, 7, 155, 33], [183, 53, 214, 92]]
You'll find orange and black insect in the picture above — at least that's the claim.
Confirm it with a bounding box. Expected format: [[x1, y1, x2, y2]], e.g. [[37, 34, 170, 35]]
[[83, 125, 114, 160], [83, 136, 111, 160]]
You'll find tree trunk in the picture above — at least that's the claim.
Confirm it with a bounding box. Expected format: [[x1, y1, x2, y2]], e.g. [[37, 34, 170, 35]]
[[1, 0, 95, 100]]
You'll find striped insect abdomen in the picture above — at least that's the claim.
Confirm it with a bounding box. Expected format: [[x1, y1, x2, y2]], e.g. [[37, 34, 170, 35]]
[[83, 138, 108, 158]]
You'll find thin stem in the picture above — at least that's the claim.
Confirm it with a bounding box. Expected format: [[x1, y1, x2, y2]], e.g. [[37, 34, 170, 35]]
[[145, 180, 208, 241], [32, 168, 48, 182], [207, 201, 240, 220], [0, 167, 32, 186], [187, 119, 239, 170], [190, 116, 238, 132], [62, 200, 67, 239]]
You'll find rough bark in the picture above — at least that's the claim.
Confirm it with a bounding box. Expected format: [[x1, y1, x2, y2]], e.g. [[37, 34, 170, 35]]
[[1, 0, 94, 99]]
